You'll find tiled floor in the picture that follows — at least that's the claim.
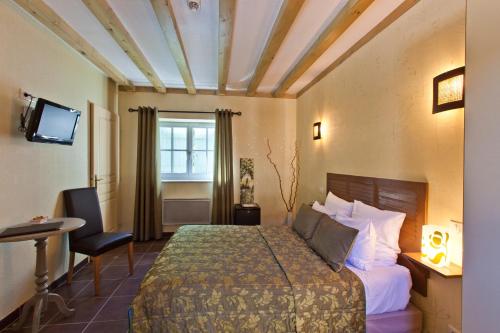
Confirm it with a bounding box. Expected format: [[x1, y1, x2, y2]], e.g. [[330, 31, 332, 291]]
[[3, 238, 169, 333]]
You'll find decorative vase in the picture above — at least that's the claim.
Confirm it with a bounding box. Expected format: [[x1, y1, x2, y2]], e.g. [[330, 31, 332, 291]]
[[285, 211, 293, 226]]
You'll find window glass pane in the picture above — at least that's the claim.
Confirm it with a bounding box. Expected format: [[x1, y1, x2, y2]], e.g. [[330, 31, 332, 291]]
[[192, 151, 207, 174], [207, 151, 214, 176], [160, 127, 171, 150], [173, 127, 187, 150], [160, 150, 171, 173], [207, 128, 215, 151], [172, 151, 187, 173], [193, 128, 207, 150]]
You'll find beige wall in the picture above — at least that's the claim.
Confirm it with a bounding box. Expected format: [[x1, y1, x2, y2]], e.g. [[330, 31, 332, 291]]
[[296, 0, 464, 332], [463, 0, 500, 332], [0, 1, 112, 320], [118, 92, 296, 230]]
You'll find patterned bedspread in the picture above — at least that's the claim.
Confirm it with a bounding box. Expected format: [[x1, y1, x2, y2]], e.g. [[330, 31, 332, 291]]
[[130, 225, 365, 332]]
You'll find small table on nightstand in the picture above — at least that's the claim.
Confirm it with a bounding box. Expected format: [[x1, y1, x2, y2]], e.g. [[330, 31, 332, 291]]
[[0, 218, 85, 333], [403, 252, 462, 278]]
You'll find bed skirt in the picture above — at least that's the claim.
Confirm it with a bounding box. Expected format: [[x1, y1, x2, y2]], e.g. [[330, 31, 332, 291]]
[[367, 303, 422, 333]]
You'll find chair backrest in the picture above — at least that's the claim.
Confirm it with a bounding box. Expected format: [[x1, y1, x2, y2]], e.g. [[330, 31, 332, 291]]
[[63, 187, 104, 242]]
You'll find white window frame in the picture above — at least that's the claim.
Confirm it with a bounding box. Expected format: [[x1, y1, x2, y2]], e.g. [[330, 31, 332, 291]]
[[160, 120, 215, 182]]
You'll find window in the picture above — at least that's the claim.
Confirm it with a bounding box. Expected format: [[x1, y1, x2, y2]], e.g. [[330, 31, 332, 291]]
[[160, 120, 215, 181]]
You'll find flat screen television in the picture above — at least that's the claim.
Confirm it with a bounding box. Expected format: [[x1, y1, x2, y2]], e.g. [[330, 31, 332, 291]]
[[25, 98, 81, 145]]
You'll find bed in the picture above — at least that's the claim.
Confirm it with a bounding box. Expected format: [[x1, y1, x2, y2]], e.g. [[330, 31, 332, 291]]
[[129, 173, 427, 333]]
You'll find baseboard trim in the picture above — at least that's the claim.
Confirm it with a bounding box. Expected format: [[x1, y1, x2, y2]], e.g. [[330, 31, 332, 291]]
[[0, 257, 90, 330]]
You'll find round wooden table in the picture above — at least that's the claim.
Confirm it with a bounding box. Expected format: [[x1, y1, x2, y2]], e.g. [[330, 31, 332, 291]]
[[0, 218, 85, 333]]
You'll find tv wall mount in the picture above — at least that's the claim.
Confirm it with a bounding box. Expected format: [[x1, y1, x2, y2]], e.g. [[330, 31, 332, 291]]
[[19, 92, 37, 133]]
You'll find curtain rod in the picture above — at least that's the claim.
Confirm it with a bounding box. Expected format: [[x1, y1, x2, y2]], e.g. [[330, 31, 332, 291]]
[[128, 108, 242, 116]]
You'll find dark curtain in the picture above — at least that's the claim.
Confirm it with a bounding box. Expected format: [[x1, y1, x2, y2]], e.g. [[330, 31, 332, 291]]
[[211, 109, 234, 225], [133, 106, 162, 241]]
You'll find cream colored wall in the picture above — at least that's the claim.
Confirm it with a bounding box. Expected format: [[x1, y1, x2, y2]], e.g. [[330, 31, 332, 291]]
[[463, 0, 500, 332], [118, 92, 296, 230], [0, 1, 111, 320], [296, 0, 464, 332]]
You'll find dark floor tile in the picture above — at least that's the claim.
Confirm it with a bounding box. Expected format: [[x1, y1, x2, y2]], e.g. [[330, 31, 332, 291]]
[[77, 279, 122, 298], [132, 242, 152, 253], [148, 240, 168, 252], [114, 278, 142, 297], [100, 266, 131, 280], [101, 253, 121, 265], [84, 320, 128, 333], [106, 246, 128, 256], [54, 280, 91, 300], [40, 323, 87, 333], [72, 265, 96, 282], [6, 323, 87, 333], [93, 296, 134, 322], [136, 253, 157, 266], [130, 265, 151, 280], [109, 253, 143, 266], [48, 297, 107, 325]]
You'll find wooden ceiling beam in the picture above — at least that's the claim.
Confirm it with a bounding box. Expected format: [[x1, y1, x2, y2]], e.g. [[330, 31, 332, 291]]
[[246, 0, 305, 96], [83, 0, 166, 93], [151, 0, 196, 94], [218, 0, 236, 94], [297, 0, 419, 97], [118, 86, 296, 99], [14, 0, 131, 86], [273, 0, 374, 97]]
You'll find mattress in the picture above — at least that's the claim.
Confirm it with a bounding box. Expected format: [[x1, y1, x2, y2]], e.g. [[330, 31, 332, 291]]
[[347, 263, 412, 315]]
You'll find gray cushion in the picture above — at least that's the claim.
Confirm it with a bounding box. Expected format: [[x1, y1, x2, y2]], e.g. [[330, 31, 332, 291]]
[[309, 215, 359, 272], [293, 204, 323, 240]]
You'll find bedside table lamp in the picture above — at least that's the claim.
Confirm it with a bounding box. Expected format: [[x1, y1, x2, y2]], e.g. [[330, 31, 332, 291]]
[[422, 225, 450, 267]]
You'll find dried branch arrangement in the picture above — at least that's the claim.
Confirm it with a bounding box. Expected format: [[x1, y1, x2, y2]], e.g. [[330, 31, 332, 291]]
[[266, 139, 299, 212]]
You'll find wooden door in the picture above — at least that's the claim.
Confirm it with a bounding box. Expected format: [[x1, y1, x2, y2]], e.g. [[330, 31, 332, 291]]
[[90, 102, 119, 232]]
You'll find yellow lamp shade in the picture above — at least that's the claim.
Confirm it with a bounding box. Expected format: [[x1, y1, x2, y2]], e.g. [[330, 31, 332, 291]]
[[422, 224, 450, 267]]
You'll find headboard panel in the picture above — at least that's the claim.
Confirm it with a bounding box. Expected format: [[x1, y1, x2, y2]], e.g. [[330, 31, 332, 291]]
[[326, 173, 428, 253]]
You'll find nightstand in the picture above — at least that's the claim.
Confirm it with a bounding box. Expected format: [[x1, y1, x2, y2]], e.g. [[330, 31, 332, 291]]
[[403, 252, 462, 278], [234, 204, 261, 225]]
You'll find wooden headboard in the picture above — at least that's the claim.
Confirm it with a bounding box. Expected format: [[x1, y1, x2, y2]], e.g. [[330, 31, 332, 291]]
[[326, 173, 430, 295]]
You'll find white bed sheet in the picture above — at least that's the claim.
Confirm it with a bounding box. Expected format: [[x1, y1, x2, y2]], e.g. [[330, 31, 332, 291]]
[[347, 264, 412, 315]]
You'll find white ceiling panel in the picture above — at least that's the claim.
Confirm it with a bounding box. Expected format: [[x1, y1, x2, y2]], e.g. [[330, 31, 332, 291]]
[[257, 0, 346, 93], [107, 0, 184, 87], [43, 0, 147, 83], [226, 0, 283, 91], [288, 0, 405, 94], [170, 0, 218, 89], [29, 0, 416, 94]]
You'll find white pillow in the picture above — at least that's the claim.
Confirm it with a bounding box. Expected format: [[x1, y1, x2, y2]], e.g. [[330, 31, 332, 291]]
[[324, 192, 354, 217], [335, 215, 377, 271], [352, 200, 406, 266], [311, 201, 335, 217]]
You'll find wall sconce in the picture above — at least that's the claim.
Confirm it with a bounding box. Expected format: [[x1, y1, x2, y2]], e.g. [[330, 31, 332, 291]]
[[422, 224, 450, 267], [313, 122, 321, 140], [433, 66, 465, 113]]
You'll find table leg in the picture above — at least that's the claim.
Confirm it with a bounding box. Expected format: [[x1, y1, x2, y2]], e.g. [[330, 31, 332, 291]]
[[31, 298, 43, 333], [13, 237, 74, 332], [47, 293, 74, 317]]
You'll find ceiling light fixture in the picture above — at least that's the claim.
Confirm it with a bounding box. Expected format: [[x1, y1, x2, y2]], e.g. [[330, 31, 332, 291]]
[[187, 0, 200, 12]]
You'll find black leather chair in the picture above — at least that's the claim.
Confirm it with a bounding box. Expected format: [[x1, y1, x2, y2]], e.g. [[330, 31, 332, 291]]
[[63, 187, 134, 295]]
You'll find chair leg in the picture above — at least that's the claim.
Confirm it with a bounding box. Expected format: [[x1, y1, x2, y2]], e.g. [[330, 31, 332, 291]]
[[127, 242, 134, 275], [67, 252, 75, 284], [93, 256, 101, 296]]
